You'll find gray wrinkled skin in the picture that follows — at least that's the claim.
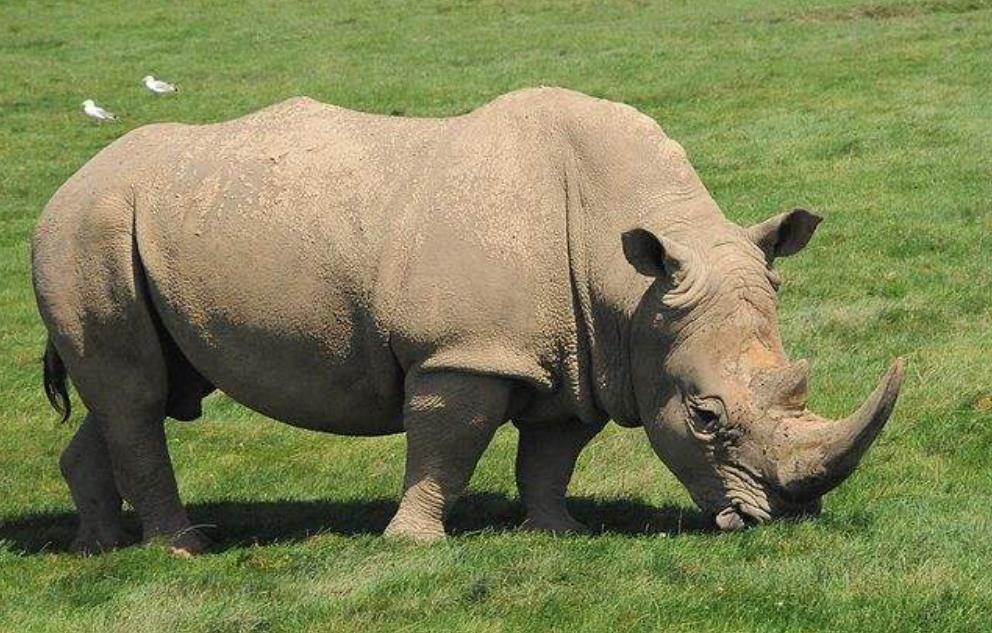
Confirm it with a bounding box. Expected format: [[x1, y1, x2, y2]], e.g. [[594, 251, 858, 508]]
[[32, 88, 903, 554]]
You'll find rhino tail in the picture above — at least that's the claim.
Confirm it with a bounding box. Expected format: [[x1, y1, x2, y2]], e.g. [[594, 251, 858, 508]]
[[43, 338, 71, 423]]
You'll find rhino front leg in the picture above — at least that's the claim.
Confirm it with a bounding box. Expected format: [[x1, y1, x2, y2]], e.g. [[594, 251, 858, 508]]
[[515, 419, 598, 534], [60, 414, 130, 553], [384, 371, 511, 542]]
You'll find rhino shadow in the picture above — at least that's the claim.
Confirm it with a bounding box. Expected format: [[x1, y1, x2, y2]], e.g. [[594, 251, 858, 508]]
[[0, 493, 712, 554]]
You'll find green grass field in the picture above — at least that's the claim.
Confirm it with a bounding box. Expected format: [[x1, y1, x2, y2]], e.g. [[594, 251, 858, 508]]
[[2, 0, 992, 630]]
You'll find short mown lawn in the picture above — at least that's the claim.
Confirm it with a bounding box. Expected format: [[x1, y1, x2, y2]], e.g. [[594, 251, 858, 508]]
[[2, 1, 991, 630]]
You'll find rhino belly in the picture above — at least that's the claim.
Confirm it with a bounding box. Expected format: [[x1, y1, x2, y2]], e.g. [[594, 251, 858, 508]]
[[150, 280, 405, 435]]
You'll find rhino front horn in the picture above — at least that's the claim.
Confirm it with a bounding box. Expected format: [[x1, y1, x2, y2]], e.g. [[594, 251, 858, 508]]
[[775, 358, 905, 502]]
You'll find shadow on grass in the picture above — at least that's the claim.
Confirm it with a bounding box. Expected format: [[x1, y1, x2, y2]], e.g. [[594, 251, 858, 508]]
[[0, 492, 712, 554]]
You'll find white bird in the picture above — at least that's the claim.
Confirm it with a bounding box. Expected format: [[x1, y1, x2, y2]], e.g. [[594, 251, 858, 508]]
[[81, 99, 117, 123], [143, 75, 179, 95]]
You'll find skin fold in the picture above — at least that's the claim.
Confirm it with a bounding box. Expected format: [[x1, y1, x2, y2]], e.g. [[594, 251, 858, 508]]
[[32, 87, 903, 554]]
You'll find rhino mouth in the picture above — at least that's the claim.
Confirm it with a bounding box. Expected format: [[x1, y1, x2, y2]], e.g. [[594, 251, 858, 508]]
[[713, 464, 822, 531], [714, 498, 822, 532]]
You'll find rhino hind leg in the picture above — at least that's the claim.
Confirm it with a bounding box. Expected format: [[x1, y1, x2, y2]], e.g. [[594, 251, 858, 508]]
[[53, 337, 208, 555], [37, 195, 208, 555], [55, 317, 209, 556], [99, 407, 208, 556], [514, 419, 597, 534], [383, 371, 511, 542], [60, 414, 131, 553]]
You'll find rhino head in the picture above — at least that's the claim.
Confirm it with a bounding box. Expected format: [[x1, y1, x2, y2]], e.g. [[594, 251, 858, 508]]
[[621, 208, 904, 530]]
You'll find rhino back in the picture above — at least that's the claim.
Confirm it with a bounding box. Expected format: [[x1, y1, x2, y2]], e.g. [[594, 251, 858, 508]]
[[126, 94, 589, 432]]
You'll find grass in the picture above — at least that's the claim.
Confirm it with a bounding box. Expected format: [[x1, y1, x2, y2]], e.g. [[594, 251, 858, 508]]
[[1, 0, 991, 630]]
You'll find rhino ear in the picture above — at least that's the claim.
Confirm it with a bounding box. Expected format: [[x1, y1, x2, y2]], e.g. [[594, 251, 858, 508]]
[[746, 208, 822, 263], [621, 228, 694, 283]]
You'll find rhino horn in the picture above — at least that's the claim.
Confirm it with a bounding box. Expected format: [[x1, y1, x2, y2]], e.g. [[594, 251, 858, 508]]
[[773, 358, 905, 502]]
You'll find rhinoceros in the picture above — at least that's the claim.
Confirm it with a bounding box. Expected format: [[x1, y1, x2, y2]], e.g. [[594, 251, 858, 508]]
[[32, 87, 904, 554]]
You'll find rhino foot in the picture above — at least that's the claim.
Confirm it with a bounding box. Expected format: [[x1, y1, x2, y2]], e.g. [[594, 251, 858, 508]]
[[382, 516, 447, 543], [142, 526, 211, 557], [169, 527, 212, 557], [70, 526, 134, 555]]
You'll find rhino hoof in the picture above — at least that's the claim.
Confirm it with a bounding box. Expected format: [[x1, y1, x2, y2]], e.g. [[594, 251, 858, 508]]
[[382, 519, 446, 543], [148, 527, 211, 557], [70, 528, 133, 555]]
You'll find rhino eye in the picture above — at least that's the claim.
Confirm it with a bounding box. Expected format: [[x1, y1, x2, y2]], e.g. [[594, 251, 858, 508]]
[[687, 398, 725, 437]]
